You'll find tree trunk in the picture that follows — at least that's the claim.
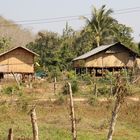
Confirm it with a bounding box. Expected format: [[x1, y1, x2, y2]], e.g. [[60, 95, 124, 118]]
[[8, 128, 13, 140], [107, 74, 128, 140], [107, 99, 121, 140], [30, 108, 39, 140], [67, 82, 77, 140], [97, 41, 100, 47], [96, 35, 100, 47]]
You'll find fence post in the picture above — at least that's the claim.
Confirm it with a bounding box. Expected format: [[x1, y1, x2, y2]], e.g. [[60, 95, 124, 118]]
[[8, 128, 13, 140], [54, 77, 57, 94], [30, 107, 39, 140], [107, 75, 127, 140], [67, 82, 77, 140]]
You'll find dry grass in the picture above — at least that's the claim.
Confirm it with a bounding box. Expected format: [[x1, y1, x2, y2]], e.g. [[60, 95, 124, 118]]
[[0, 99, 139, 140], [0, 78, 140, 139]]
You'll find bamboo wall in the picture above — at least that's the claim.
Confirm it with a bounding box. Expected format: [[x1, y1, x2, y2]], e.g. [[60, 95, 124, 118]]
[[136, 58, 140, 69], [73, 45, 137, 68], [0, 48, 34, 73]]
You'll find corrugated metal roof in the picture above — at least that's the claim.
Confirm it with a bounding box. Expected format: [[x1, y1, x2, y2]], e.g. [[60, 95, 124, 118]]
[[73, 43, 117, 61], [0, 46, 39, 57]]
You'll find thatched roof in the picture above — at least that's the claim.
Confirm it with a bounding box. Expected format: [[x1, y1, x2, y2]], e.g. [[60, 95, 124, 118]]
[[0, 46, 38, 57], [73, 42, 138, 61]]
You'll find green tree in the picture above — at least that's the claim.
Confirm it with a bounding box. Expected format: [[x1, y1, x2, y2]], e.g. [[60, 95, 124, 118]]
[[81, 5, 135, 49], [0, 37, 11, 52], [59, 23, 77, 70], [82, 5, 116, 47], [27, 31, 60, 71], [112, 23, 135, 48]]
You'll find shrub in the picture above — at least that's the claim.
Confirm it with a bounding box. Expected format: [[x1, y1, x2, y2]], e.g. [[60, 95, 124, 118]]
[[80, 73, 93, 85], [2, 86, 13, 95], [62, 80, 79, 95], [97, 86, 110, 96], [47, 68, 62, 82], [62, 71, 79, 94], [67, 70, 77, 80], [62, 83, 68, 95], [2, 85, 23, 96], [88, 96, 98, 106], [71, 80, 79, 94]]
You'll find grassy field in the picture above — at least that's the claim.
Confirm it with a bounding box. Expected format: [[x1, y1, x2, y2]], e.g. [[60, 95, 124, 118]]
[[0, 78, 140, 140], [0, 97, 139, 140]]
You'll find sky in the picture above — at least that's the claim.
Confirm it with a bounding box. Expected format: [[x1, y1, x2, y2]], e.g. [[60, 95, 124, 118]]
[[0, 0, 140, 42]]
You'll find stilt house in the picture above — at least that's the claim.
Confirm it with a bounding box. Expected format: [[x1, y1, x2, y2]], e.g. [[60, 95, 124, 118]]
[[73, 42, 140, 76], [0, 46, 38, 79]]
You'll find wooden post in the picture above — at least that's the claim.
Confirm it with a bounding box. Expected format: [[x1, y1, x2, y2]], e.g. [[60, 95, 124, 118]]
[[67, 82, 77, 140], [30, 107, 39, 140], [95, 68, 97, 76], [94, 83, 97, 96], [107, 98, 121, 140], [112, 68, 114, 75], [107, 75, 126, 140], [54, 77, 57, 94], [110, 78, 113, 96], [11, 72, 20, 89], [8, 128, 13, 140], [29, 74, 33, 89]]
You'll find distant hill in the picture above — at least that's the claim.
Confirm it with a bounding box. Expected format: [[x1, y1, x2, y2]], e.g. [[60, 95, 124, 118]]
[[0, 16, 34, 51]]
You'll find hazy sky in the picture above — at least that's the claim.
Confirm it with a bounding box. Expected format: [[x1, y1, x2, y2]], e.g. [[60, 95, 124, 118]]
[[0, 0, 140, 42]]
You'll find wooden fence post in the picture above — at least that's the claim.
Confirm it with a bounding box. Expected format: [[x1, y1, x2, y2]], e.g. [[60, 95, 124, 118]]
[[67, 82, 77, 140], [107, 75, 127, 140], [8, 128, 13, 140], [107, 97, 121, 140], [54, 77, 57, 94], [110, 78, 113, 96], [30, 107, 39, 140]]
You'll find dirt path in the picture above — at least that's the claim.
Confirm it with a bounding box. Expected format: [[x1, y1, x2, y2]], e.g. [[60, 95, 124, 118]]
[[35, 96, 140, 102], [1, 96, 139, 103]]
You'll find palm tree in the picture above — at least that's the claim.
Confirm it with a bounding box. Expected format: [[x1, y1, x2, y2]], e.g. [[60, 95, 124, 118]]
[[82, 5, 117, 47]]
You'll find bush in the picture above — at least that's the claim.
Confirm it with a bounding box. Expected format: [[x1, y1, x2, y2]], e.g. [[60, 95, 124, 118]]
[[47, 68, 62, 82], [61, 71, 79, 94], [62, 80, 79, 95], [97, 86, 110, 96], [2, 85, 23, 96], [2, 86, 13, 95], [67, 70, 77, 80], [80, 73, 93, 85], [62, 83, 68, 95], [88, 96, 98, 106], [71, 80, 79, 94]]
